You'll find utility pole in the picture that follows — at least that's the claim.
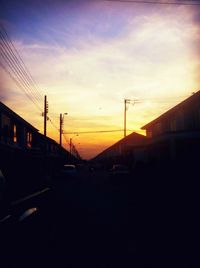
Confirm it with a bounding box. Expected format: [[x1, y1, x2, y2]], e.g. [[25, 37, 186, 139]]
[[69, 138, 72, 154], [124, 98, 140, 138], [69, 138, 73, 163], [59, 113, 68, 147], [124, 99, 127, 138], [73, 144, 81, 160], [43, 95, 48, 183], [60, 113, 62, 146], [44, 95, 48, 136]]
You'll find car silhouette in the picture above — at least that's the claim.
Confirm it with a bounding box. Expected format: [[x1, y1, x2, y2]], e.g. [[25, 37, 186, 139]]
[[110, 164, 130, 175]]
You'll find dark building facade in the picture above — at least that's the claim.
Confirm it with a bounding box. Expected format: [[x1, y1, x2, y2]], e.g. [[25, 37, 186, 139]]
[[0, 102, 38, 148], [0, 102, 75, 200], [141, 91, 200, 163], [92, 132, 147, 168]]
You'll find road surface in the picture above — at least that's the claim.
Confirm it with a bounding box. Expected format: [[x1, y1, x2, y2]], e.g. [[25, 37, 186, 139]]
[[2, 168, 136, 268]]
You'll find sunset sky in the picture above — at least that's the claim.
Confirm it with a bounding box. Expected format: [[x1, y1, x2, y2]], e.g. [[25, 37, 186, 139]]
[[0, 0, 200, 159]]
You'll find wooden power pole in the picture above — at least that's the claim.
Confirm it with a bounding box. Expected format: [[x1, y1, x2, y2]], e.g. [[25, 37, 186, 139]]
[[60, 113, 62, 146], [44, 95, 48, 136], [124, 99, 126, 138], [124, 98, 140, 138]]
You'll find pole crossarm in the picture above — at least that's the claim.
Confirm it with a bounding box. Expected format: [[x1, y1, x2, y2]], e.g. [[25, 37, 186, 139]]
[[125, 99, 141, 104]]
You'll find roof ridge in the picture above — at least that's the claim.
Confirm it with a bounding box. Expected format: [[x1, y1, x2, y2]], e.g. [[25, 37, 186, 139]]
[[141, 90, 200, 130]]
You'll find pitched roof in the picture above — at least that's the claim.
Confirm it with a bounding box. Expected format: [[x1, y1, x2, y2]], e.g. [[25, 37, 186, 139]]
[[92, 132, 147, 160], [115, 131, 146, 146], [141, 90, 200, 130], [0, 101, 38, 132]]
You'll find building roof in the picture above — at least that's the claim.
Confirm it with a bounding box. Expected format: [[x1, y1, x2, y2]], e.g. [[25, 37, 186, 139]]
[[92, 132, 147, 160], [0, 101, 38, 132], [141, 90, 200, 130]]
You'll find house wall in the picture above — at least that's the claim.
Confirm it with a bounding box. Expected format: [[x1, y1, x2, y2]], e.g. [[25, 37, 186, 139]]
[[148, 102, 200, 138], [0, 108, 40, 149], [0, 104, 73, 200]]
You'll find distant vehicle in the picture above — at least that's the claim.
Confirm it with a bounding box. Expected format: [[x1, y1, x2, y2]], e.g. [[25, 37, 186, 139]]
[[110, 164, 130, 176], [89, 166, 95, 172], [76, 164, 84, 170], [60, 164, 77, 177]]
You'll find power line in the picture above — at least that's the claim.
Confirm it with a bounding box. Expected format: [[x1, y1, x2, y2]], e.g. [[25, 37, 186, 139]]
[[0, 37, 42, 107], [0, 24, 44, 101], [0, 24, 44, 112], [63, 129, 131, 134], [0, 60, 43, 112], [0, 44, 43, 112], [0, 50, 43, 112], [0, 24, 67, 144], [105, 0, 200, 5], [48, 117, 60, 132], [0, 30, 43, 106], [63, 134, 70, 147], [0, 32, 42, 104]]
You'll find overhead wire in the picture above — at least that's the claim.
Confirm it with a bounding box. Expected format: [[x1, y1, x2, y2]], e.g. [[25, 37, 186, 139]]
[[0, 25, 63, 143], [104, 0, 200, 5], [1, 22, 193, 147], [0, 48, 43, 112], [0, 33, 42, 104], [63, 133, 81, 158], [0, 24, 44, 101], [0, 37, 43, 108], [0, 59, 43, 112], [0, 25, 43, 112], [63, 134, 70, 146], [63, 129, 130, 134], [0, 24, 128, 157], [0, 24, 64, 139], [0, 36, 43, 107], [48, 117, 60, 132]]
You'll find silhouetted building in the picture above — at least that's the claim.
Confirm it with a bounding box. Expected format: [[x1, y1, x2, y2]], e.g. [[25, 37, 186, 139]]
[[0, 102, 76, 200], [141, 91, 200, 163], [0, 101, 39, 148], [92, 132, 147, 167]]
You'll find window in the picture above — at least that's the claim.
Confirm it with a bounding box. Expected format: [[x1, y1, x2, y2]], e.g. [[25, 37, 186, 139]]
[[27, 131, 32, 148], [13, 124, 17, 143]]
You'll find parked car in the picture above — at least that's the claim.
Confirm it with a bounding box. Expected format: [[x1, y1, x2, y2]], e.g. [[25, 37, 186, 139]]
[[110, 164, 130, 176], [60, 164, 77, 178]]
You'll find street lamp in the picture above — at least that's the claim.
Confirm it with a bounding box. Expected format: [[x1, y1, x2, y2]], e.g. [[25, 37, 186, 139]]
[[60, 113, 68, 146]]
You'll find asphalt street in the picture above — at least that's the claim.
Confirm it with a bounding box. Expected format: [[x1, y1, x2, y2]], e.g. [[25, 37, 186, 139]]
[[2, 169, 136, 268]]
